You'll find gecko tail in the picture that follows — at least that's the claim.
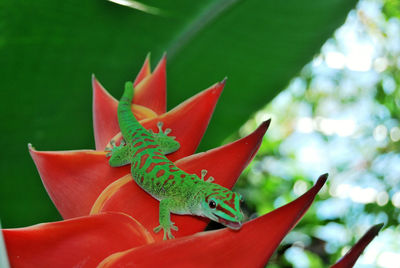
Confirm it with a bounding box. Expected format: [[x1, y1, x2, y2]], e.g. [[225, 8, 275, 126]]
[[120, 81, 135, 105], [117, 81, 143, 138]]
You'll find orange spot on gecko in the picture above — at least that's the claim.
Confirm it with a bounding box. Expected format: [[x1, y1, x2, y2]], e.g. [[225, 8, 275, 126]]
[[156, 169, 165, 178], [169, 166, 180, 172], [134, 141, 143, 147], [139, 154, 149, 169]]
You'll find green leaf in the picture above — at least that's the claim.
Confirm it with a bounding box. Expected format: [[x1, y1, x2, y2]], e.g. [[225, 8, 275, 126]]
[[0, 0, 356, 226], [166, 0, 358, 149]]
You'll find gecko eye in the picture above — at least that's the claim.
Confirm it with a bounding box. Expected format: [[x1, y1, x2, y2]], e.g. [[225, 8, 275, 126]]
[[208, 200, 216, 209]]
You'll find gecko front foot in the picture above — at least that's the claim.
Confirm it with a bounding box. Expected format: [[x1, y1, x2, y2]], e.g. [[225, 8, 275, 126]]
[[105, 139, 130, 167], [105, 139, 125, 157], [151, 121, 180, 155], [153, 222, 179, 240]]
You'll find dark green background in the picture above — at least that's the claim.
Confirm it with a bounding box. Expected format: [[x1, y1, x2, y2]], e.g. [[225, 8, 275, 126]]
[[0, 0, 356, 227]]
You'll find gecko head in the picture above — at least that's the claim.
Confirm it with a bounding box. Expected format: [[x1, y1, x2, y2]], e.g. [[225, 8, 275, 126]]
[[200, 187, 244, 230]]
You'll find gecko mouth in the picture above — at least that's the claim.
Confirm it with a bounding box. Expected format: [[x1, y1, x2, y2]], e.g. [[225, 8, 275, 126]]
[[213, 214, 242, 230]]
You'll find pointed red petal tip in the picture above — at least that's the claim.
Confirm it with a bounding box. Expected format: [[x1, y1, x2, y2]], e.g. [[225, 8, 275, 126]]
[[316, 173, 329, 188], [92, 75, 120, 150], [133, 53, 151, 87], [263, 118, 272, 129], [28, 145, 130, 219], [3, 213, 153, 268], [97, 175, 327, 267], [331, 223, 384, 268], [133, 55, 167, 114], [220, 76, 228, 86]]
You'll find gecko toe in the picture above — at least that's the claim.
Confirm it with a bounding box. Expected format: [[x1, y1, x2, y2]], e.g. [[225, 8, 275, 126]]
[[153, 225, 162, 233]]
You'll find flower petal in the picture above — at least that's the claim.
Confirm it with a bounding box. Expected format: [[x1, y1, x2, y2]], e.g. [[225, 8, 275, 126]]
[[133, 54, 167, 114], [92, 76, 119, 150], [3, 213, 154, 268], [140, 79, 225, 162], [331, 223, 383, 268], [28, 145, 130, 219], [175, 120, 271, 188], [133, 53, 151, 86], [98, 174, 328, 267], [92, 76, 157, 150], [94, 121, 268, 240]]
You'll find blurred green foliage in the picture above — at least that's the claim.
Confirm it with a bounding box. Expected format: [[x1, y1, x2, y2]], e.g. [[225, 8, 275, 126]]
[[234, 0, 400, 266]]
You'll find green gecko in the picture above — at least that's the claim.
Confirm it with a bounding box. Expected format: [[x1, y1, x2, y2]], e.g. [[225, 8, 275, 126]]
[[106, 81, 244, 240]]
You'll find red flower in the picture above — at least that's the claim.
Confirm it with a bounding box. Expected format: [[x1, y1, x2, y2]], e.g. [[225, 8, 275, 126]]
[[2, 55, 381, 267]]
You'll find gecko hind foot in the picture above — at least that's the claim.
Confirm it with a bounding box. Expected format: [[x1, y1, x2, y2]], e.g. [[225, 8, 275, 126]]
[[105, 139, 126, 157], [152, 121, 180, 155], [106, 139, 131, 167], [157, 121, 172, 136]]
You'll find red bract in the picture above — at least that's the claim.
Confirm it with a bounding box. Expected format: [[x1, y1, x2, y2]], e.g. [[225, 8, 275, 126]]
[[93, 55, 223, 160], [29, 118, 270, 241], [98, 174, 328, 267], [331, 223, 384, 268], [3, 213, 154, 268], [133, 54, 167, 114], [3, 55, 382, 267], [28, 146, 129, 219]]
